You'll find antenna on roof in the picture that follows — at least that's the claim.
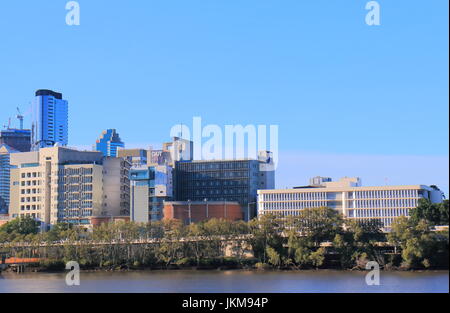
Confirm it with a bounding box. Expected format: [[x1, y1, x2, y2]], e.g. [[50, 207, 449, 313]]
[[2, 118, 11, 130]]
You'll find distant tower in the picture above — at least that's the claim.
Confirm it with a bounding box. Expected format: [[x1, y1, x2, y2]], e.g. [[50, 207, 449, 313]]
[[31, 90, 68, 150], [0, 144, 18, 214], [94, 129, 125, 157]]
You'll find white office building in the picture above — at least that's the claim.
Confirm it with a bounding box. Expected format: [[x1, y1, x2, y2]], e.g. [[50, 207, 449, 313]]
[[257, 177, 444, 229]]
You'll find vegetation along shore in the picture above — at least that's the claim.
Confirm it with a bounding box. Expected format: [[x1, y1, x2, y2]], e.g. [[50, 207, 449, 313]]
[[1, 199, 448, 273]]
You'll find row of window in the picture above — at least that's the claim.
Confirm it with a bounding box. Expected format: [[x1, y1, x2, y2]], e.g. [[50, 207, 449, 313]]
[[261, 189, 422, 202], [20, 196, 41, 203], [350, 189, 420, 199], [186, 188, 250, 196], [350, 199, 418, 209], [21, 172, 41, 178], [59, 168, 93, 176], [20, 188, 40, 195], [181, 171, 250, 180], [178, 161, 254, 171], [58, 201, 93, 209], [20, 180, 41, 186], [20, 204, 41, 211]]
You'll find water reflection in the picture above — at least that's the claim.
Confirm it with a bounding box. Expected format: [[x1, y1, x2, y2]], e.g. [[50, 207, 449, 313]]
[[0, 270, 448, 293]]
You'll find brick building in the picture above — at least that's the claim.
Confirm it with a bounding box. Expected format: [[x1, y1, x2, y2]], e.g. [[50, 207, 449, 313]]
[[163, 201, 243, 224]]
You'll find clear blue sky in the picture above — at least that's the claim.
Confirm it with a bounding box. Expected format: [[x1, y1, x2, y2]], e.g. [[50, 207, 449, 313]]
[[0, 1, 448, 194]]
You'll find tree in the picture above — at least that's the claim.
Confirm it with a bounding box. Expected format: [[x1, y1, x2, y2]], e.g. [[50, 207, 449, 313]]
[[309, 247, 326, 269], [293, 207, 344, 246], [388, 216, 436, 269], [266, 246, 281, 268], [410, 198, 449, 226], [0, 216, 39, 236], [248, 213, 284, 264]]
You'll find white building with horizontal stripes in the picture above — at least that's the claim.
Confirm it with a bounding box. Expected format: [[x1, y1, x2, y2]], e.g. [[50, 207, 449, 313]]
[[257, 177, 444, 228]]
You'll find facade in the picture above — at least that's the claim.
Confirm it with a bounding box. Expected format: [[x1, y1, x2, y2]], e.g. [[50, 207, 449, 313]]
[[102, 157, 131, 217], [94, 129, 125, 157], [0, 129, 31, 152], [163, 201, 243, 224], [117, 148, 148, 168], [0, 145, 18, 214], [0, 214, 8, 227], [90, 216, 130, 227], [130, 165, 173, 223], [174, 151, 275, 221], [161, 137, 193, 166], [31, 90, 68, 150], [121, 138, 192, 223], [9, 147, 130, 228], [309, 176, 332, 187], [257, 177, 444, 229]]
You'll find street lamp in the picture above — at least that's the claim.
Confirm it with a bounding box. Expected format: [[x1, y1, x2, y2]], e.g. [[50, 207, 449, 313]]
[[187, 199, 192, 225], [247, 202, 257, 222], [204, 198, 208, 219], [224, 200, 227, 219]]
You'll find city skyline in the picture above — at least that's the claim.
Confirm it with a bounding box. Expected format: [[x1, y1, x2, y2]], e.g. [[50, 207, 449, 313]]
[[0, 1, 448, 195]]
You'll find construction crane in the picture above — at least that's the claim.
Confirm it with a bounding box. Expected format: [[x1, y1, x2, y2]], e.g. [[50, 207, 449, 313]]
[[16, 107, 24, 130]]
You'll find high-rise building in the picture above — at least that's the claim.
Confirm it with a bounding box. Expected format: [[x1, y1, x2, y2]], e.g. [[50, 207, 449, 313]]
[[9, 146, 130, 229], [0, 129, 31, 152], [121, 138, 193, 223], [31, 89, 68, 150], [174, 152, 275, 221], [0, 144, 18, 214], [94, 129, 125, 157], [130, 165, 173, 223], [257, 177, 445, 230]]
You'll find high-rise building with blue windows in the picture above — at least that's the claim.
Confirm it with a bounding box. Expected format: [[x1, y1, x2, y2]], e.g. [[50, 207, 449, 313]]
[[0, 144, 18, 214], [31, 89, 68, 150], [94, 129, 125, 157], [0, 128, 31, 152]]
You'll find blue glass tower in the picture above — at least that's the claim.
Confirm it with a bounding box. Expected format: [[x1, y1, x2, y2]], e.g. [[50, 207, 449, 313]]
[[0, 144, 18, 214], [31, 90, 68, 150], [94, 129, 125, 157]]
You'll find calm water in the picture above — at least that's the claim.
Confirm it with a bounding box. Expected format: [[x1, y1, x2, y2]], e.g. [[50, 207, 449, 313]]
[[0, 270, 448, 293]]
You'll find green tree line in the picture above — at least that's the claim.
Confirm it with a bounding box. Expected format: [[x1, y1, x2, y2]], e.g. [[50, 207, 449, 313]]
[[0, 200, 448, 271]]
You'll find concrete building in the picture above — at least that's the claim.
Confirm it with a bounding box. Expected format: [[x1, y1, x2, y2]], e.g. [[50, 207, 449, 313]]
[[175, 151, 275, 221], [102, 157, 131, 217], [117, 148, 148, 168], [257, 177, 444, 229], [309, 176, 332, 187], [94, 129, 125, 157], [9, 146, 130, 229], [130, 165, 173, 223], [31, 90, 68, 150], [162, 137, 193, 166], [0, 129, 31, 152], [121, 138, 193, 223], [163, 201, 243, 224], [0, 144, 18, 214]]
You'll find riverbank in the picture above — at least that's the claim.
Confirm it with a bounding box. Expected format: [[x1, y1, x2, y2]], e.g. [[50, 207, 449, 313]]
[[2, 259, 448, 274]]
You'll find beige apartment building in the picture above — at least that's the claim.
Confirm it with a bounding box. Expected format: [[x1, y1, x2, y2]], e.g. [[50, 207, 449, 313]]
[[257, 177, 444, 229], [9, 146, 130, 229]]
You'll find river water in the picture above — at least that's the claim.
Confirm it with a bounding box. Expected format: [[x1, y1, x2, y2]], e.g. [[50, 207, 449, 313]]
[[0, 270, 448, 293]]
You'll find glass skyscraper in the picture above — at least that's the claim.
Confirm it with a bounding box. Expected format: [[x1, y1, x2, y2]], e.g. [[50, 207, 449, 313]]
[[94, 129, 125, 157], [31, 89, 69, 150], [0, 144, 17, 214]]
